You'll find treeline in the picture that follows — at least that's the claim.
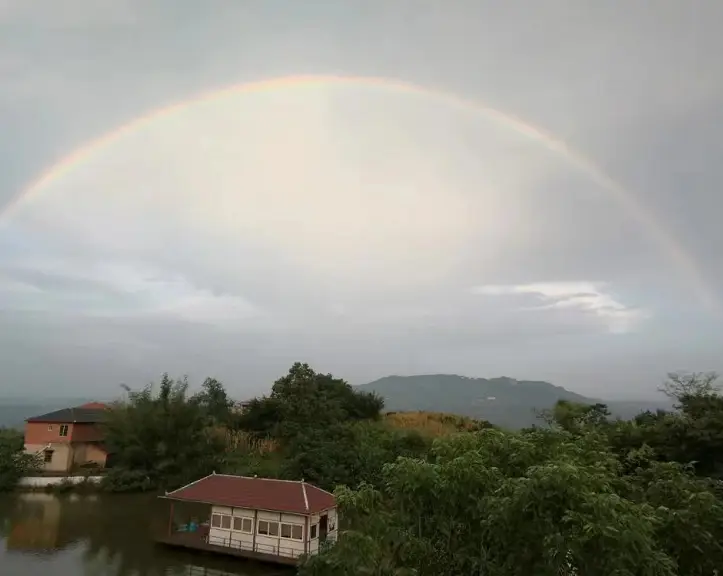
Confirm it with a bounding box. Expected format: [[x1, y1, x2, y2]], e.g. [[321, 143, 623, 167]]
[[101, 362, 433, 493]]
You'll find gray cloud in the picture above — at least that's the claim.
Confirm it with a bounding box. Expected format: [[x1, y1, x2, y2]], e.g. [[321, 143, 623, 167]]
[[1, 0, 722, 400]]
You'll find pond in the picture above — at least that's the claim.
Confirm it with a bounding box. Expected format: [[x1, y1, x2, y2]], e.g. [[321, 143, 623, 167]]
[[0, 492, 291, 576]]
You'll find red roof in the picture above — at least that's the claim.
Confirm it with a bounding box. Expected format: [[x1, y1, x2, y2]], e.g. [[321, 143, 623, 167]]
[[79, 402, 108, 410], [164, 474, 335, 515]]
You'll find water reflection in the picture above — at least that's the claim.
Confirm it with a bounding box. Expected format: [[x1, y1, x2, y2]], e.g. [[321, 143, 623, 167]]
[[0, 493, 288, 576]]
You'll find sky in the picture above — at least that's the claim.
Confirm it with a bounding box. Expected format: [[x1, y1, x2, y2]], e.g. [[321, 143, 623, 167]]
[[1, 0, 722, 401]]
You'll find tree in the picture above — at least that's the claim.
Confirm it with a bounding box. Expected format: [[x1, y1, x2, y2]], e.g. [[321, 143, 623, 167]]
[[192, 377, 233, 427], [0, 427, 39, 491], [660, 371, 720, 405], [301, 427, 723, 576], [238, 362, 384, 440], [101, 374, 227, 492]]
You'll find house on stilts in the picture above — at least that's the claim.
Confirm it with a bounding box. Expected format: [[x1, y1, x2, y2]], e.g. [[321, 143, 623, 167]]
[[156, 473, 338, 566]]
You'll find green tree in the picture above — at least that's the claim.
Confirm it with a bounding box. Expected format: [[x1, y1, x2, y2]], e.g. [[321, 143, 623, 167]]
[[192, 377, 234, 427], [238, 362, 384, 440], [302, 429, 712, 576], [0, 427, 39, 491], [102, 374, 227, 492]]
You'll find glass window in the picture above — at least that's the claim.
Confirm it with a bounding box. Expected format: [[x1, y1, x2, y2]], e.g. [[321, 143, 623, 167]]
[[281, 523, 291, 538], [211, 514, 221, 528], [310, 524, 317, 539], [241, 518, 253, 533], [221, 515, 231, 529], [43, 450, 54, 463], [59, 425, 69, 437], [292, 525, 303, 540], [268, 522, 279, 536], [233, 517, 243, 531], [258, 520, 269, 535]]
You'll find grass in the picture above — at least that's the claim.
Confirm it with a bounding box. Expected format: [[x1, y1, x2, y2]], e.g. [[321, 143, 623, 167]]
[[384, 411, 491, 437]]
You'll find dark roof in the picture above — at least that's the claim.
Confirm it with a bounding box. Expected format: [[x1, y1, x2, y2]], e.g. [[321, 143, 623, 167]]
[[26, 403, 108, 424], [164, 474, 335, 515]]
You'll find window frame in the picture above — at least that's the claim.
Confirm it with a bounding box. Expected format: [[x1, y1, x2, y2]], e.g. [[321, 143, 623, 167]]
[[232, 516, 254, 534], [43, 450, 54, 463], [310, 524, 318, 539], [59, 424, 69, 437], [278, 522, 303, 541]]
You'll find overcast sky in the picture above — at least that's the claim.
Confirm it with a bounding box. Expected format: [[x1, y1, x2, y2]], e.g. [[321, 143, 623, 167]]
[[1, 0, 722, 401]]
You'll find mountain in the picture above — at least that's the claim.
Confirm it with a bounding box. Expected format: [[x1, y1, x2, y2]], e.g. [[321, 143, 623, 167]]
[[357, 375, 671, 429]]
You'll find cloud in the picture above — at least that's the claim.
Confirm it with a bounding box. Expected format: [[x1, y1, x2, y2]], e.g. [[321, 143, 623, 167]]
[[471, 281, 646, 334], [0, 257, 265, 327]]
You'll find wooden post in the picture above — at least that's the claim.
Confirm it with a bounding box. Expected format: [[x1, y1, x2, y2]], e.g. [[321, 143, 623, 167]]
[[167, 502, 174, 536], [252, 509, 258, 552], [304, 514, 309, 556]]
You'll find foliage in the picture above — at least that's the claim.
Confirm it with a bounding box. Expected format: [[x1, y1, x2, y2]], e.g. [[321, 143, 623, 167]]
[[280, 420, 431, 491], [301, 427, 723, 576], [0, 427, 40, 491], [101, 374, 227, 492], [191, 377, 235, 427], [238, 362, 384, 441]]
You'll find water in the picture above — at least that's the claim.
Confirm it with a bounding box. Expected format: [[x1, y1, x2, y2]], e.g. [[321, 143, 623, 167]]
[[0, 492, 290, 576]]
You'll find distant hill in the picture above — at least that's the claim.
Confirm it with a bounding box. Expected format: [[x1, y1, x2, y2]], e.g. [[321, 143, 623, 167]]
[[358, 375, 671, 429]]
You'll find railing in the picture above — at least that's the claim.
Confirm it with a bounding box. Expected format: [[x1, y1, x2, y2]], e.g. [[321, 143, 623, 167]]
[[206, 534, 303, 558]]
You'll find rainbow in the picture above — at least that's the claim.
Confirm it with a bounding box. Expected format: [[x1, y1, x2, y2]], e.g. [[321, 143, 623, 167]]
[[1, 73, 717, 310]]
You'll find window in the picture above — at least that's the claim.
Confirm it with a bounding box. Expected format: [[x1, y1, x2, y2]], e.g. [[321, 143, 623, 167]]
[[59, 425, 69, 437], [280, 523, 303, 540], [211, 513, 232, 529], [310, 524, 318, 539], [232, 517, 253, 533], [257, 520, 280, 536], [43, 450, 54, 463], [47, 425, 53, 432]]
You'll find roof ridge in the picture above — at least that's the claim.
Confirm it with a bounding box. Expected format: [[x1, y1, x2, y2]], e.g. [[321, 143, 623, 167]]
[[301, 481, 309, 512], [165, 473, 215, 496], [216, 473, 308, 485]]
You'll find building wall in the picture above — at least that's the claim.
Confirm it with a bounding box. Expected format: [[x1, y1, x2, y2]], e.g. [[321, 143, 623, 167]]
[[208, 506, 308, 558], [24, 422, 74, 445], [307, 507, 338, 554], [24, 443, 73, 472], [70, 423, 104, 442], [85, 443, 108, 467]]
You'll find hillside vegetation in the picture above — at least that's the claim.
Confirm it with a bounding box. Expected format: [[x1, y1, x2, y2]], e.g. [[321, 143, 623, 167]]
[[383, 410, 492, 436], [359, 374, 671, 428]]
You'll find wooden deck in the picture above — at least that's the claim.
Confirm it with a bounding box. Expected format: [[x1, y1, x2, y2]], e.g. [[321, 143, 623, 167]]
[[156, 531, 301, 567]]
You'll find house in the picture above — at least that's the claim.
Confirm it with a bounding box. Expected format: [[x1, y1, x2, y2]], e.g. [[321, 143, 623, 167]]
[[23, 402, 109, 473], [158, 473, 338, 565]]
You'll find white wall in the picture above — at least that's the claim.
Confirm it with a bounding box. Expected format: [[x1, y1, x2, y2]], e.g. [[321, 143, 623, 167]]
[[18, 476, 103, 488], [307, 507, 338, 553], [208, 506, 308, 558]]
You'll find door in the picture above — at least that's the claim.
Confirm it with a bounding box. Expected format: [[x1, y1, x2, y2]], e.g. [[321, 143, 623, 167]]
[[319, 514, 328, 543]]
